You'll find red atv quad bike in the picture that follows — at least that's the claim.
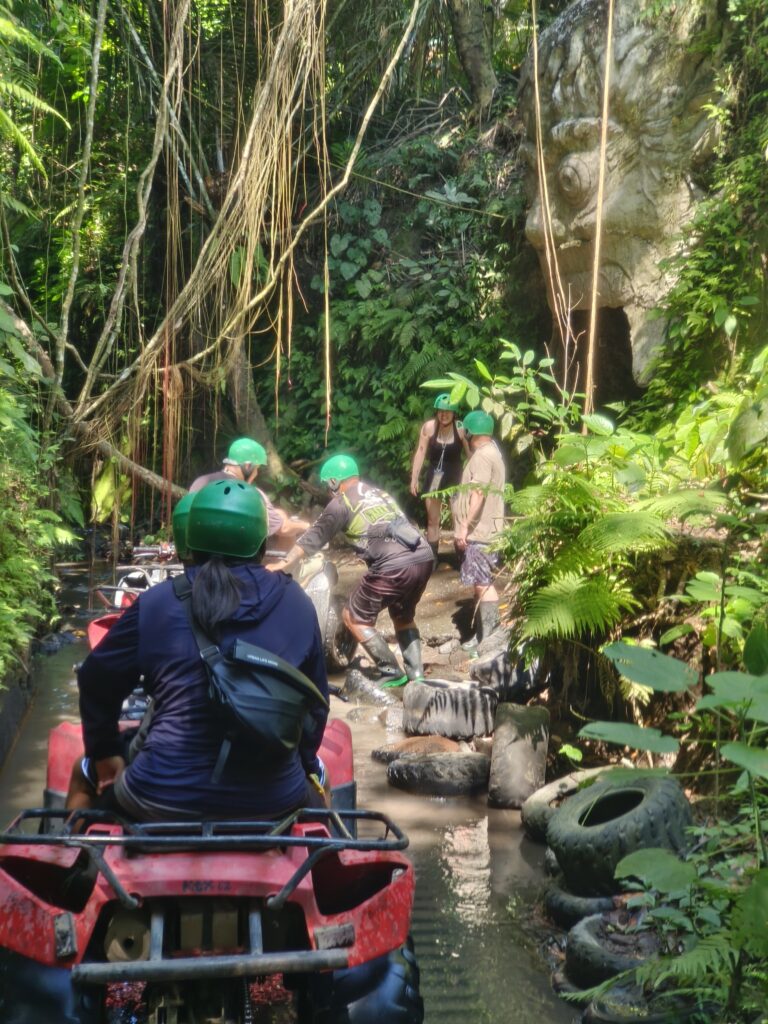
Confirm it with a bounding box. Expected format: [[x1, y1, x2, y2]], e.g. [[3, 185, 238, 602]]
[[0, 716, 423, 1024]]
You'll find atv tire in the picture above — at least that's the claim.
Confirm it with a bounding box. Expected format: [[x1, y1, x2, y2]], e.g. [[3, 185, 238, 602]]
[[546, 773, 692, 896], [300, 939, 423, 1024], [325, 597, 357, 672]]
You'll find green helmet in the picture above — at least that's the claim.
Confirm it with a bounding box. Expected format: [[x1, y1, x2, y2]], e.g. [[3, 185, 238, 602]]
[[224, 437, 267, 469], [319, 454, 359, 488], [171, 492, 195, 560], [463, 410, 494, 437], [434, 392, 459, 413], [186, 480, 267, 558]]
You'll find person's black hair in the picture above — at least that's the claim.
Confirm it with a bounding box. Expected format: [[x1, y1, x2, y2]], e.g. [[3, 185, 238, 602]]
[[189, 543, 266, 640]]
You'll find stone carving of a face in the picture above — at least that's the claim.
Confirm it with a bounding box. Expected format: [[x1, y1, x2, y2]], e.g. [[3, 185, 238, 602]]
[[518, 0, 719, 380]]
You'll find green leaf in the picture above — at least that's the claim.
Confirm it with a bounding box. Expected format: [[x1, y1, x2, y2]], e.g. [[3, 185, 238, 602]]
[[582, 413, 614, 436], [3, 333, 42, 377], [559, 743, 583, 763], [355, 276, 372, 299], [731, 870, 768, 956], [601, 642, 697, 693], [727, 392, 768, 463], [330, 234, 349, 257], [615, 848, 696, 893], [229, 247, 242, 287], [700, 671, 768, 717], [721, 742, 768, 780], [339, 261, 359, 281], [659, 623, 695, 645], [578, 721, 679, 754], [474, 359, 492, 381], [553, 444, 586, 467], [744, 624, 768, 676]]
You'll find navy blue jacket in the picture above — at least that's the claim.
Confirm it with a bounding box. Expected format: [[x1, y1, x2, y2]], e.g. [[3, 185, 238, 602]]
[[78, 564, 329, 818]]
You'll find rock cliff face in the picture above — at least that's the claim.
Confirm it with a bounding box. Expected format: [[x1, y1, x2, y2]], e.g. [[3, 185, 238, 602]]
[[518, 0, 721, 382]]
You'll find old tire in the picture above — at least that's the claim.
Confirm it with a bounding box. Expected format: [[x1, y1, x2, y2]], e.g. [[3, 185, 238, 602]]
[[565, 914, 656, 988], [521, 768, 613, 843], [544, 880, 615, 929], [546, 773, 692, 896], [325, 597, 357, 672], [300, 940, 423, 1024]]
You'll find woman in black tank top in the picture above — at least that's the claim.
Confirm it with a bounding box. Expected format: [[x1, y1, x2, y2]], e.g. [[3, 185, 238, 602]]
[[410, 394, 470, 560]]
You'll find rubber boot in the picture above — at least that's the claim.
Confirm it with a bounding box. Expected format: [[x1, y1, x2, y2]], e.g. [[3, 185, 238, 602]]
[[476, 601, 500, 644], [361, 632, 407, 687], [396, 627, 425, 683], [428, 540, 439, 566]]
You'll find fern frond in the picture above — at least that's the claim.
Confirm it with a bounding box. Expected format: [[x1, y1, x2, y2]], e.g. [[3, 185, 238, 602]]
[[635, 931, 737, 989], [376, 416, 409, 441], [0, 14, 62, 65], [397, 320, 417, 349], [0, 108, 45, 175], [521, 573, 638, 639], [638, 489, 728, 520], [0, 192, 36, 219], [577, 511, 670, 555], [0, 79, 69, 124]]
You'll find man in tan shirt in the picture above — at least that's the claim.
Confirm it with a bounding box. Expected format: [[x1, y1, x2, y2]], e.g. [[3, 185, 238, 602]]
[[454, 410, 506, 645]]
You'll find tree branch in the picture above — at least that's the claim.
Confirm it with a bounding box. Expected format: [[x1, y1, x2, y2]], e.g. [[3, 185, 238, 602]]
[[1, 298, 185, 498]]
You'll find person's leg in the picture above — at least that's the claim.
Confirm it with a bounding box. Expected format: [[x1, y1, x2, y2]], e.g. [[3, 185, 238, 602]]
[[474, 582, 500, 642], [389, 560, 433, 682], [65, 758, 97, 812], [424, 496, 441, 561], [343, 581, 405, 682], [460, 544, 500, 646]]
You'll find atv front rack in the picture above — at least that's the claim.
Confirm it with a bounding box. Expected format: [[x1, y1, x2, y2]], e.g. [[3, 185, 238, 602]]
[[0, 807, 408, 913]]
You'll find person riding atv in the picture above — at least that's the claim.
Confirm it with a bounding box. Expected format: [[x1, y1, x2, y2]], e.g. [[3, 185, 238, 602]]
[[67, 480, 330, 821], [268, 455, 433, 688], [190, 437, 309, 547]]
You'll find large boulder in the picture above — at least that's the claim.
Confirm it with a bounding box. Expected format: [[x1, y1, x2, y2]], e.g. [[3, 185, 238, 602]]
[[402, 678, 496, 740], [488, 704, 550, 808], [387, 752, 491, 796]]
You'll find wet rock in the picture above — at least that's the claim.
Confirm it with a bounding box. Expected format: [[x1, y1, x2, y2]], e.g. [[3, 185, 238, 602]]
[[438, 638, 460, 655], [488, 704, 550, 808], [472, 736, 494, 757], [343, 668, 401, 706], [372, 735, 461, 764], [377, 706, 404, 731], [403, 678, 495, 740], [387, 752, 491, 796]]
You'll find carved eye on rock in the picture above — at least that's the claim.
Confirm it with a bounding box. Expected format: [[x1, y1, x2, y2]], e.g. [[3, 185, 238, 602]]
[[557, 156, 592, 207]]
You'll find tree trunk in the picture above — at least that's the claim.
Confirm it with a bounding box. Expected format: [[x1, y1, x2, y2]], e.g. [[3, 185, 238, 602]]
[[445, 0, 497, 115]]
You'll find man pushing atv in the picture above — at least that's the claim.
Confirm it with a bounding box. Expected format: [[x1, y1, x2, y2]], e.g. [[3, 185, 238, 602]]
[[268, 455, 433, 688]]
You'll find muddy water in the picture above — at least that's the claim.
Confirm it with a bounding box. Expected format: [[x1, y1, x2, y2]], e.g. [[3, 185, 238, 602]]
[[0, 645, 575, 1023]]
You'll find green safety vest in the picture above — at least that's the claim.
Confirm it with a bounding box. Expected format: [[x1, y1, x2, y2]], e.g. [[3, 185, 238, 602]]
[[340, 484, 403, 549]]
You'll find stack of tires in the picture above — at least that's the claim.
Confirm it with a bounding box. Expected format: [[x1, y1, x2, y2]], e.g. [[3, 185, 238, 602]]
[[522, 771, 694, 1020]]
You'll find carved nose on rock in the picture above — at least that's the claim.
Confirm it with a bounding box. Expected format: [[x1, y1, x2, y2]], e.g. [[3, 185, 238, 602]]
[[525, 202, 566, 250]]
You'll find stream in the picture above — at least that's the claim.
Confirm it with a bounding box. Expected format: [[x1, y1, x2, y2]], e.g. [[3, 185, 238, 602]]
[[0, 575, 576, 1024]]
